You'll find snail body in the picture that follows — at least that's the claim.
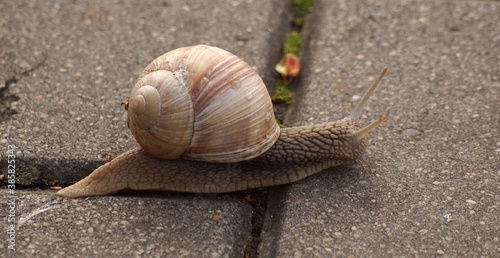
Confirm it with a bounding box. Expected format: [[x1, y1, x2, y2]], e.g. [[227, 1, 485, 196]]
[[57, 45, 388, 198]]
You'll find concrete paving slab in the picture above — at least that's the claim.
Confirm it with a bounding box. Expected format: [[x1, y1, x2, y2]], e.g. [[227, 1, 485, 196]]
[[259, 0, 499, 257], [1, 189, 251, 257], [0, 0, 290, 257]]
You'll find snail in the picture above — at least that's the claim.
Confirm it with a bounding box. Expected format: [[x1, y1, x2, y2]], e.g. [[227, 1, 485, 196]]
[[57, 45, 388, 198]]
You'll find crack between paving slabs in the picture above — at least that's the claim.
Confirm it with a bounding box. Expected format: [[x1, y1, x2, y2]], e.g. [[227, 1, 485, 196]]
[[242, 1, 314, 257]]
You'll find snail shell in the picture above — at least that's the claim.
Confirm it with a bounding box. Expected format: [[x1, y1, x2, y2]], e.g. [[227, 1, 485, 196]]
[[127, 45, 280, 162]]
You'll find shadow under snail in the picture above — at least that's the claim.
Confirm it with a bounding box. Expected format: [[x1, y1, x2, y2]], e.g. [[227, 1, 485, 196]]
[[57, 45, 388, 198]]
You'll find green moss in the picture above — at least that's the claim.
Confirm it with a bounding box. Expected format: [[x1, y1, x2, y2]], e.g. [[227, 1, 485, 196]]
[[258, 187, 269, 196], [292, 0, 314, 26], [283, 31, 302, 56], [271, 1, 312, 108], [276, 119, 285, 128], [272, 79, 292, 105], [255, 204, 266, 216], [272, 31, 301, 107]]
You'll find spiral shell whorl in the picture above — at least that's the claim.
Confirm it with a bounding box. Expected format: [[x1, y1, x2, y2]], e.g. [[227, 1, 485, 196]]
[[128, 45, 280, 162], [128, 70, 195, 159], [129, 85, 160, 130]]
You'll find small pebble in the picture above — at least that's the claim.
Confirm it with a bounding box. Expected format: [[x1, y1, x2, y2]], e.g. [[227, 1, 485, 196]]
[[417, 229, 428, 235], [466, 199, 477, 205], [402, 128, 421, 136], [437, 249, 445, 255]]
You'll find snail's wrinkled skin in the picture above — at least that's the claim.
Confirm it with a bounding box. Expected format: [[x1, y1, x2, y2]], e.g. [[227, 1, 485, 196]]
[[57, 116, 385, 197]]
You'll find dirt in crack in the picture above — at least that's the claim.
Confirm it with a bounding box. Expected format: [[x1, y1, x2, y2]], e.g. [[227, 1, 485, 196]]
[[233, 188, 269, 258], [0, 76, 21, 118]]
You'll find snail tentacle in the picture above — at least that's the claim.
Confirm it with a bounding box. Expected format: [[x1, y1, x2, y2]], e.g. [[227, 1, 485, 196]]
[[350, 67, 389, 121]]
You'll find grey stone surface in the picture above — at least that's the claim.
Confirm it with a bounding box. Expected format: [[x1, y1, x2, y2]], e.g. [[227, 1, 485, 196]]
[[259, 0, 499, 257], [1, 190, 251, 257], [1, 0, 499, 257]]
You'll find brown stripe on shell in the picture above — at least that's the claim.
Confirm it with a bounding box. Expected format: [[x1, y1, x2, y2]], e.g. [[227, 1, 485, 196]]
[[191, 56, 255, 113]]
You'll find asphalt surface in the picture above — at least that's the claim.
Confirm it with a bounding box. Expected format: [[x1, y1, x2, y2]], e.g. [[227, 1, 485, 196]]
[[1, 0, 499, 257]]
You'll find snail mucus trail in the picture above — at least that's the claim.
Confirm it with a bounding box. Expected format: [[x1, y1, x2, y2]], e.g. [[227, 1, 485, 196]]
[[57, 45, 388, 198]]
